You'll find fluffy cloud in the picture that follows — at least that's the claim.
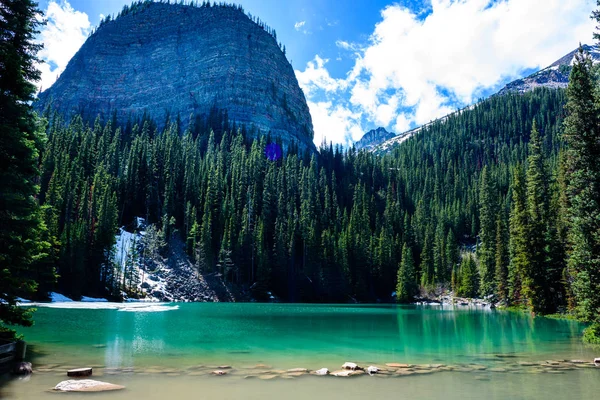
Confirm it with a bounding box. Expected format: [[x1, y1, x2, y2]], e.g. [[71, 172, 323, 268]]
[[297, 0, 596, 146], [36, 0, 91, 92], [294, 21, 306, 30], [308, 101, 364, 145]]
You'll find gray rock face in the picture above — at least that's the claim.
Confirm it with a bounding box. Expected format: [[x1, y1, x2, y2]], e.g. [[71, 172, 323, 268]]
[[36, 3, 315, 152], [355, 127, 395, 150], [497, 44, 600, 95]]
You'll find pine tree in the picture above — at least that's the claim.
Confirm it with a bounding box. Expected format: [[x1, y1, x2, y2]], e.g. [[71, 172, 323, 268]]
[[0, 0, 50, 337], [396, 243, 417, 303], [509, 165, 527, 306], [478, 166, 497, 296], [563, 46, 600, 338], [458, 254, 479, 298]]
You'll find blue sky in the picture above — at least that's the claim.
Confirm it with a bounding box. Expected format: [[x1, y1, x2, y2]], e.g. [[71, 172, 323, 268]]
[[36, 0, 597, 145]]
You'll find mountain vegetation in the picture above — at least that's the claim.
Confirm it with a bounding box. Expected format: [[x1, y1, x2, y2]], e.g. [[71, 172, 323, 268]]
[[2, 0, 600, 346]]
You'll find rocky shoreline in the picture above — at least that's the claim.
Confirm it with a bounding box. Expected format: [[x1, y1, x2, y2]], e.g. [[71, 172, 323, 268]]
[[31, 357, 600, 386]]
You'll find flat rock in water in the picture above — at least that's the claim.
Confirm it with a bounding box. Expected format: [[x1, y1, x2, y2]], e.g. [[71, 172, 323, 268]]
[[386, 363, 411, 368], [54, 379, 124, 392], [287, 368, 308, 373], [332, 370, 354, 377], [67, 368, 92, 377]]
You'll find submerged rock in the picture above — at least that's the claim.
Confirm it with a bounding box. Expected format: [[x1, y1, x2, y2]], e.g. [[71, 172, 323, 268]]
[[211, 370, 228, 376], [286, 368, 308, 373], [54, 379, 125, 392], [12, 362, 32, 375]]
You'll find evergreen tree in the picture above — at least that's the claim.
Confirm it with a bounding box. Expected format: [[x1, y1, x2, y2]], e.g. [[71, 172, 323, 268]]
[[0, 0, 52, 337], [478, 166, 497, 296], [563, 46, 600, 338], [458, 254, 479, 298], [396, 243, 417, 303]]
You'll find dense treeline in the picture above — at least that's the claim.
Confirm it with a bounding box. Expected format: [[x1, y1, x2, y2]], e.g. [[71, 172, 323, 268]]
[[36, 87, 567, 306]]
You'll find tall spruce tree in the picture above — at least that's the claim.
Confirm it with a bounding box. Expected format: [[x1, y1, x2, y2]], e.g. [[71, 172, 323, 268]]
[[478, 166, 497, 296], [524, 123, 552, 314], [396, 243, 417, 303], [0, 0, 49, 338], [563, 46, 600, 340]]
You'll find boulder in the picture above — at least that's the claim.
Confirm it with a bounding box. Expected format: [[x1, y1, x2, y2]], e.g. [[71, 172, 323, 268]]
[[314, 368, 329, 376], [67, 367, 93, 377], [12, 362, 32, 375], [341, 362, 362, 371], [595, 358, 600, 365], [367, 366, 379, 375], [54, 379, 125, 392]]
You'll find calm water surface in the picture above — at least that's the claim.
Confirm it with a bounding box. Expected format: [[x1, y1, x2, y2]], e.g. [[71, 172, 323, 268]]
[[1, 303, 599, 399]]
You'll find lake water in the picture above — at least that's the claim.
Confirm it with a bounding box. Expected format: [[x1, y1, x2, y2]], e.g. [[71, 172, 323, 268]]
[[1, 303, 599, 399]]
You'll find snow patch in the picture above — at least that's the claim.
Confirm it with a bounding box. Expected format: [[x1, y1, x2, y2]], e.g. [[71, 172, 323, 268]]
[[26, 301, 178, 312], [50, 292, 73, 302], [81, 296, 108, 302]]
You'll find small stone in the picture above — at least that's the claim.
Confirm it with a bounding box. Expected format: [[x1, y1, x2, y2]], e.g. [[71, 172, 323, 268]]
[[367, 366, 379, 375], [67, 367, 93, 377], [54, 379, 124, 392], [595, 358, 600, 365], [211, 370, 227, 376], [342, 362, 361, 370]]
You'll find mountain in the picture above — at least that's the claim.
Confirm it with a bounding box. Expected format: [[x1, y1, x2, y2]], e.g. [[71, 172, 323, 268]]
[[496, 44, 600, 95], [35, 1, 315, 152], [354, 127, 396, 150], [373, 45, 599, 153]]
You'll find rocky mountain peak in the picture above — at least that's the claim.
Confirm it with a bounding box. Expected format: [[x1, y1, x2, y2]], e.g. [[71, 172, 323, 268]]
[[35, 1, 316, 152], [355, 127, 396, 150]]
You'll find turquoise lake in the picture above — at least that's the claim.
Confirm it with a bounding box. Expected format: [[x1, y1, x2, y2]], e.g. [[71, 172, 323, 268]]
[[1, 303, 599, 399]]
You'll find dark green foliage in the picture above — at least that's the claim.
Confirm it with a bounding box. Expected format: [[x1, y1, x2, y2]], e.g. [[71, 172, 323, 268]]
[[458, 254, 479, 298], [396, 243, 417, 303], [0, 0, 55, 337], [563, 47, 600, 325]]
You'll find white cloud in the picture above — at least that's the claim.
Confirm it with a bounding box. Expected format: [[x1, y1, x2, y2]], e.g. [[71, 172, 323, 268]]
[[36, 0, 91, 92], [297, 0, 596, 146], [308, 101, 363, 145], [295, 56, 346, 97], [294, 21, 306, 30]]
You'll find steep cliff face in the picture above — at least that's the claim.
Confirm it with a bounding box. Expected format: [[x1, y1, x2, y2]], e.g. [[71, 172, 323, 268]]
[[36, 2, 315, 152]]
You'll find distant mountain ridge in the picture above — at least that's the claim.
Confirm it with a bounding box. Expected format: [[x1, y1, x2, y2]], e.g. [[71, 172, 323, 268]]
[[354, 127, 395, 150], [496, 44, 600, 95], [372, 44, 599, 153]]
